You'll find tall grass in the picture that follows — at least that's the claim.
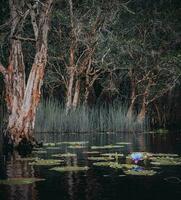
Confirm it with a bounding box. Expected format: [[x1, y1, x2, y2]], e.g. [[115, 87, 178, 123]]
[[35, 99, 148, 133]]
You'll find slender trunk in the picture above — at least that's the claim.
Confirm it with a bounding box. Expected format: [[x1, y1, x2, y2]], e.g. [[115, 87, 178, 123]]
[[127, 98, 136, 119], [72, 79, 80, 109], [153, 101, 162, 127], [127, 70, 136, 119], [66, 67, 75, 112], [137, 95, 147, 123]]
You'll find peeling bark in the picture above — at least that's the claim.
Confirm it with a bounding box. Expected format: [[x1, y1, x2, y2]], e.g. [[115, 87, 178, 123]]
[[0, 0, 53, 148]]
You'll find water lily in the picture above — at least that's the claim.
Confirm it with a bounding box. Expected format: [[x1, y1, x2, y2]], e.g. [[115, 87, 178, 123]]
[[130, 152, 143, 164]]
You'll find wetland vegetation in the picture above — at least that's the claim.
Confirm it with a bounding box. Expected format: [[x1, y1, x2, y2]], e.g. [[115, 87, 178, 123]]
[[0, 0, 181, 200]]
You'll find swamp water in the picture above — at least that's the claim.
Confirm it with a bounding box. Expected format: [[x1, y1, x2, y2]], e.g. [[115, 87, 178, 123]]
[[0, 132, 181, 200]]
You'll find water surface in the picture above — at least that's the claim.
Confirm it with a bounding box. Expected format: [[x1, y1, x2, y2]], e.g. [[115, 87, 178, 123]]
[[0, 132, 181, 200]]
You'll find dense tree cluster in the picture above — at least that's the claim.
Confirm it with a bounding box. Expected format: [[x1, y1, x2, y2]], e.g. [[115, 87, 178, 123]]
[[0, 0, 180, 147]]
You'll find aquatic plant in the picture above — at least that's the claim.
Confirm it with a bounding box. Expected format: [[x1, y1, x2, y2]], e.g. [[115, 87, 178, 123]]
[[93, 162, 116, 167], [0, 178, 45, 185], [116, 142, 132, 145], [32, 150, 47, 154], [51, 153, 77, 158], [101, 153, 124, 157], [93, 161, 123, 169], [123, 169, 157, 176], [29, 159, 63, 166], [46, 147, 61, 150], [150, 157, 181, 166], [68, 145, 87, 149], [91, 145, 124, 150], [130, 152, 144, 164], [43, 143, 56, 147], [50, 166, 89, 172], [151, 153, 179, 157], [60, 141, 89, 145], [88, 156, 115, 161], [35, 99, 147, 132], [83, 151, 100, 154]]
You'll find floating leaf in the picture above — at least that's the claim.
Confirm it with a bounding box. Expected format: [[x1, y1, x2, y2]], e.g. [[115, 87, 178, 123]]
[[101, 153, 124, 157], [91, 145, 124, 150], [88, 156, 115, 161], [116, 142, 131, 145], [29, 159, 63, 166], [51, 153, 77, 158], [124, 169, 157, 176], [83, 151, 100, 154], [50, 166, 89, 172], [43, 143, 56, 147]]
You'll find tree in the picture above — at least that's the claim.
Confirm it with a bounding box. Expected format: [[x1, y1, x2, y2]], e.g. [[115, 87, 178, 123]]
[[0, 0, 53, 148]]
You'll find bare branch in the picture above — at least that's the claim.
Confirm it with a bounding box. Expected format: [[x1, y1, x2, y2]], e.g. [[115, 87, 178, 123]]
[[11, 36, 36, 42]]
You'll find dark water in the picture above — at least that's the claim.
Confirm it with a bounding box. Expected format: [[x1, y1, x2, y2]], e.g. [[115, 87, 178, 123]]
[[0, 132, 181, 200]]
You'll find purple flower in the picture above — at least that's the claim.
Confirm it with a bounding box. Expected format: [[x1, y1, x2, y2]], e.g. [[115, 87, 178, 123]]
[[130, 152, 143, 164]]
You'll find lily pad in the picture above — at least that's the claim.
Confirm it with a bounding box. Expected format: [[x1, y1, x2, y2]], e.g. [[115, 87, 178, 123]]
[[32, 150, 47, 154], [93, 162, 116, 167], [60, 141, 89, 145], [116, 142, 131, 145], [50, 166, 89, 172], [68, 145, 87, 149], [121, 164, 139, 169], [46, 147, 61, 150], [29, 159, 63, 166], [150, 158, 181, 166], [83, 151, 100, 154], [101, 153, 124, 157], [152, 153, 179, 157], [91, 145, 124, 150], [88, 156, 115, 161], [0, 178, 45, 185], [51, 153, 77, 158], [43, 143, 56, 147], [124, 169, 157, 176], [93, 161, 123, 169]]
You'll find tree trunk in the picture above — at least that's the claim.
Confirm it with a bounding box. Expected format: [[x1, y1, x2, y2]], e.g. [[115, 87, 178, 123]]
[[153, 101, 162, 127], [137, 95, 147, 123], [127, 98, 136, 119], [66, 67, 75, 113], [72, 79, 80, 109], [127, 70, 136, 119], [0, 0, 53, 149]]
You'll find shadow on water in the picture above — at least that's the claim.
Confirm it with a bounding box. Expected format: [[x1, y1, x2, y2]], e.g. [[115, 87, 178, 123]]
[[0, 132, 181, 200]]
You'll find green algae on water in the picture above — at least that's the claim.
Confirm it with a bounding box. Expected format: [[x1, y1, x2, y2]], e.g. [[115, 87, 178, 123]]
[[50, 166, 89, 172], [0, 178, 45, 185]]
